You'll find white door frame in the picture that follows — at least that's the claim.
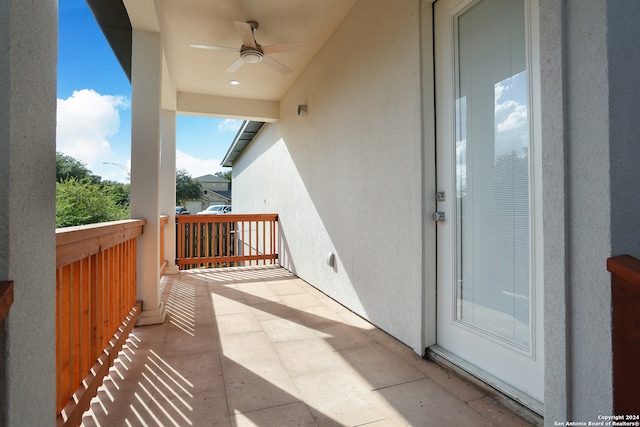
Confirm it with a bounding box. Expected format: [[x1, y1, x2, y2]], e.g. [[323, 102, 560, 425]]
[[421, 0, 438, 351], [422, 0, 543, 414]]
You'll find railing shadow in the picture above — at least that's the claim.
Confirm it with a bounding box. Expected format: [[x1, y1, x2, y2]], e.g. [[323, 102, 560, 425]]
[[81, 267, 527, 426], [82, 267, 394, 425], [277, 220, 297, 274]]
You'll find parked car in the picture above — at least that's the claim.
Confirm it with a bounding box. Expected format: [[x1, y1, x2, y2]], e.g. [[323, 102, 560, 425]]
[[196, 205, 232, 215], [175, 206, 190, 215]]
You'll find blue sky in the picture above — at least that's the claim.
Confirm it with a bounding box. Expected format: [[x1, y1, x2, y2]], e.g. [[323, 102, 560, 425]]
[[57, 0, 242, 183]]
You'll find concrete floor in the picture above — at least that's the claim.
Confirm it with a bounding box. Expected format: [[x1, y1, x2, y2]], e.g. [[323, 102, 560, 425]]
[[81, 265, 535, 426]]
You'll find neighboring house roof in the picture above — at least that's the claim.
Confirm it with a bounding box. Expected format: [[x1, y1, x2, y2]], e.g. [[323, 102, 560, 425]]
[[203, 190, 231, 205], [222, 121, 265, 167], [205, 189, 232, 201], [195, 174, 230, 183]]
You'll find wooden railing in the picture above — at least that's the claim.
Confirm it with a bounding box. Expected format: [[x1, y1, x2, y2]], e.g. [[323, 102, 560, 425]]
[[56, 219, 146, 427], [176, 214, 278, 269], [607, 255, 640, 414]]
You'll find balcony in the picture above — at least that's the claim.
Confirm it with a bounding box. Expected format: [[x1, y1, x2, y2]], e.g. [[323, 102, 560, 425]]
[[56, 217, 534, 426], [83, 266, 535, 426]]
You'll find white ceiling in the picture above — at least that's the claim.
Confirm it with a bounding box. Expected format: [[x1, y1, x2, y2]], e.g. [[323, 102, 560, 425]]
[[125, 0, 359, 105]]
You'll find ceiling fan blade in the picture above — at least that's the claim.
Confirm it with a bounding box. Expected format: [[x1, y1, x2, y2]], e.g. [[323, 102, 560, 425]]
[[263, 42, 308, 54], [234, 21, 256, 49], [190, 43, 239, 52], [224, 57, 245, 73], [263, 55, 292, 75]]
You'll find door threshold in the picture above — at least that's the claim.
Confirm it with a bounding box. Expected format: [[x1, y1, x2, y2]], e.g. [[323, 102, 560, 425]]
[[426, 345, 544, 422]]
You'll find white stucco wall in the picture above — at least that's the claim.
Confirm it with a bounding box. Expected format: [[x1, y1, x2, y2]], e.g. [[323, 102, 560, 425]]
[[0, 1, 57, 425], [539, 0, 571, 421], [540, 0, 640, 422], [233, 0, 425, 352], [563, 0, 613, 419]]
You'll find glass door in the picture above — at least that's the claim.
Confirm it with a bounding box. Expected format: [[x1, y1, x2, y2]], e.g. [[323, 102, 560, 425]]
[[434, 0, 543, 404]]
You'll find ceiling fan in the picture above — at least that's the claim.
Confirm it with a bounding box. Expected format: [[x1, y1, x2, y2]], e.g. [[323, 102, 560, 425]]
[[190, 21, 308, 75]]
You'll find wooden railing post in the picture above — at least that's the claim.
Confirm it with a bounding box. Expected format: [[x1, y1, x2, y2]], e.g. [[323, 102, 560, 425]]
[[607, 255, 640, 414], [0, 280, 14, 322]]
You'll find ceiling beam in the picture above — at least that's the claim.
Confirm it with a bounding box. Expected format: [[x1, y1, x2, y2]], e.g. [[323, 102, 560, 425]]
[[177, 92, 279, 122]]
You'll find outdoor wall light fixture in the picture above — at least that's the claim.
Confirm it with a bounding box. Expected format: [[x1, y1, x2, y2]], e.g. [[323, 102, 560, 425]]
[[297, 104, 307, 116], [327, 252, 335, 267], [229, 80, 240, 86]]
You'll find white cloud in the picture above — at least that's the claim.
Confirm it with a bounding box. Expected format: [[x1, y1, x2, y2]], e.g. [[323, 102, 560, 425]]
[[217, 118, 242, 132], [496, 102, 527, 133], [495, 71, 528, 134], [495, 88, 529, 156], [495, 81, 507, 102], [57, 89, 129, 169], [176, 149, 225, 178]]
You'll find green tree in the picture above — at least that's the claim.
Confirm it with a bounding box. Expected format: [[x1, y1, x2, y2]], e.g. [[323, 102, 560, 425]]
[[101, 180, 131, 206], [176, 169, 203, 206], [56, 152, 100, 183], [56, 178, 130, 227], [214, 169, 232, 181]]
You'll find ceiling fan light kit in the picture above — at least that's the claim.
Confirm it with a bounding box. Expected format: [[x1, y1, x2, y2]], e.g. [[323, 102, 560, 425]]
[[240, 48, 264, 63]]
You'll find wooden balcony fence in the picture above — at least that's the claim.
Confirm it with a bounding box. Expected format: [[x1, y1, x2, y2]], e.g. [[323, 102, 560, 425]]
[[52, 213, 274, 425], [55, 219, 146, 427], [176, 213, 278, 269], [607, 255, 640, 414]]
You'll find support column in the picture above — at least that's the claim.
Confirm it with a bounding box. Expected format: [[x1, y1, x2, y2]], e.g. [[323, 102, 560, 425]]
[[160, 109, 179, 274], [1, 1, 57, 425], [130, 29, 166, 325]]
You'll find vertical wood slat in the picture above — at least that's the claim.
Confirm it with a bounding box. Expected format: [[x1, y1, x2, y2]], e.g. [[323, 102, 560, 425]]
[[80, 258, 91, 384], [90, 254, 98, 368], [271, 219, 276, 264], [227, 220, 231, 266], [196, 221, 201, 265], [57, 266, 72, 413], [248, 219, 253, 265], [70, 262, 81, 393], [217, 222, 222, 266], [56, 219, 146, 423], [176, 220, 183, 261], [176, 220, 180, 264], [238, 219, 244, 265], [261, 221, 267, 264], [186, 220, 190, 261]]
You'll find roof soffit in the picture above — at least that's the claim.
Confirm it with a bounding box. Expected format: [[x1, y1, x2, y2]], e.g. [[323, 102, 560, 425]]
[[121, 0, 358, 109]]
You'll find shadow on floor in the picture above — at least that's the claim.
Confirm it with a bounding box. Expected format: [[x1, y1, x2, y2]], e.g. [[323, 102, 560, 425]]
[[81, 265, 535, 427]]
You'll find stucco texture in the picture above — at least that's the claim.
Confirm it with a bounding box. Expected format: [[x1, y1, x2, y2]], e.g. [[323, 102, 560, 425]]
[[0, 0, 58, 425]]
